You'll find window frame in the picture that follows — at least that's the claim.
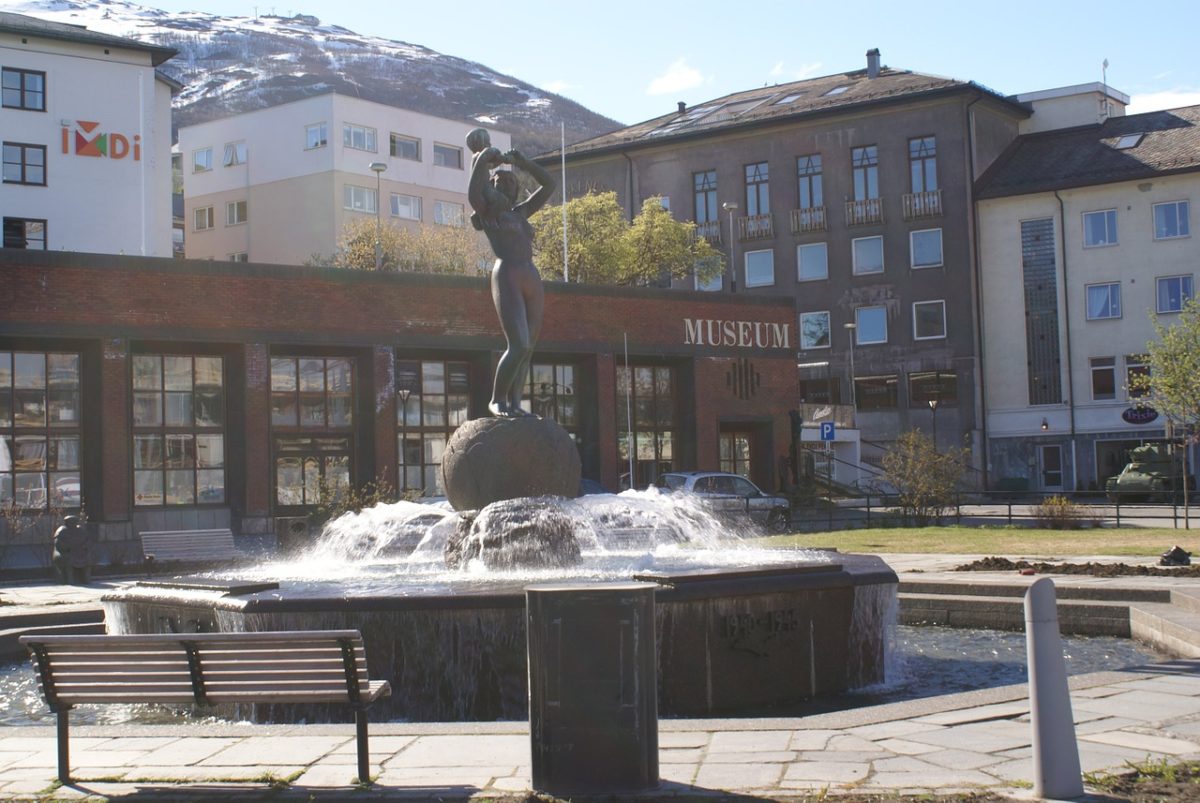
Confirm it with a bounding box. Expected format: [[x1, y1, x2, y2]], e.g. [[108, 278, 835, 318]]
[[432, 200, 465, 227], [1153, 200, 1190, 241], [228, 252, 248, 263], [225, 200, 248, 226], [1082, 208, 1118, 248], [796, 154, 823, 209], [854, 374, 898, 410], [797, 242, 828, 282], [744, 161, 770, 216], [432, 143, 463, 169], [193, 206, 214, 232], [855, 305, 888, 345], [743, 248, 775, 288], [391, 133, 421, 161], [2, 142, 46, 186], [0, 351, 82, 512], [851, 145, 879, 201], [912, 300, 947, 340], [1156, 274, 1194, 313], [852, 235, 884, 275], [1090, 356, 1116, 401], [1085, 282, 1122, 320], [396, 359, 472, 494], [908, 136, 937, 193], [305, 122, 328, 150], [343, 184, 378, 214], [1125, 354, 1149, 400], [799, 310, 831, 349], [2, 217, 47, 249], [693, 169, 718, 224], [391, 193, 422, 221], [1, 67, 46, 112], [222, 141, 247, 167], [192, 147, 213, 173], [342, 123, 378, 152], [909, 227, 943, 269], [908, 370, 957, 407]]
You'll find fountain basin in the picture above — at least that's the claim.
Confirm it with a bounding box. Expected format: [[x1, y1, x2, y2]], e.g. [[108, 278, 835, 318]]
[[102, 553, 897, 722]]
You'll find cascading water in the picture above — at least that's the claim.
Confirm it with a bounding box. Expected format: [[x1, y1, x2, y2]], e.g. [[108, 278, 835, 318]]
[[102, 488, 899, 721]]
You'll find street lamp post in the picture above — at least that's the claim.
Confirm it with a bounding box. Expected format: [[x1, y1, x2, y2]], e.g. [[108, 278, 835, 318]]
[[369, 161, 387, 270], [722, 201, 738, 292], [397, 388, 411, 490], [843, 322, 857, 412], [928, 398, 940, 444]]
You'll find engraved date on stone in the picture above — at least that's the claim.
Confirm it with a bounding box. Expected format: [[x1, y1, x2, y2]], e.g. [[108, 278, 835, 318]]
[[724, 608, 799, 639]]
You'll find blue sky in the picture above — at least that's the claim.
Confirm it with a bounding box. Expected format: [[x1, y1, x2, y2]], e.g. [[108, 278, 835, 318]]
[[147, 0, 1199, 125]]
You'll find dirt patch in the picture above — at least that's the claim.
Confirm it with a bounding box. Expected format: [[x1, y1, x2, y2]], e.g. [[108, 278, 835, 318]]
[[954, 556, 1200, 577]]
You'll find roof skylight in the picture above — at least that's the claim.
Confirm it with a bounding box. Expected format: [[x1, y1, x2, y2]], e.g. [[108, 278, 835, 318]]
[[774, 92, 804, 105], [1113, 133, 1144, 149], [823, 86, 850, 96]]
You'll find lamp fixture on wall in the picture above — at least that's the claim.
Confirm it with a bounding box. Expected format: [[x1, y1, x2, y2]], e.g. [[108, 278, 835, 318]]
[[1040, 418, 1049, 431]]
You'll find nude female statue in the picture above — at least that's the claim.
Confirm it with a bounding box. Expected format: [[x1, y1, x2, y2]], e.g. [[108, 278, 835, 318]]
[[466, 128, 556, 417]]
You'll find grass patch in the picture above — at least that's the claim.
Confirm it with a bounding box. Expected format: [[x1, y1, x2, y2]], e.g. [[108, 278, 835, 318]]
[[761, 526, 1196, 557]]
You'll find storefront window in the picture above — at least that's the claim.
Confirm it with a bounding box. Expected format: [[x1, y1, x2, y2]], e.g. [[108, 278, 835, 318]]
[[132, 354, 225, 506], [0, 351, 81, 510], [521, 363, 577, 430], [271, 356, 354, 509], [396, 359, 470, 494], [617, 364, 675, 489]]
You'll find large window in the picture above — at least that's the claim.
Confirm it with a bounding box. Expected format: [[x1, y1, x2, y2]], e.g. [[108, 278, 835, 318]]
[[396, 360, 470, 493], [1153, 200, 1189, 240], [271, 357, 354, 429], [0, 352, 80, 510], [617, 365, 675, 489], [908, 370, 957, 407], [852, 145, 879, 201], [910, 228, 942, 268], [305, 122, 328, 149], [797, 242, 828, 281], [433, 200, 465, 226], [744, 249, 774, 287], [433, 143, 463, 169], [1083, 209, 1117, 247], [796, 154, 823, 208], [1090, 357, 1116, 400], [694, 170, 717, 224], [1086, 282, 1121, 320], [273, 356, 355, 508], [718, 433, 752, 479], [799, 311, 830, 349], [342, 123, 377, 152], [2, 217, 46, 249], [855, 306, 887, 344], [343, 185, 377, 213], [391, 133, 421, 161], [912, 300, 946, 340], [744, 161, 769, 216], [1, 68, 45, 111], [909, 136, 937, 192], [854, 375, 898, 410], [132, 355, 224, 507], [852, 235, 884, 274], [391, 193, 422, 221], [1157, 275, 1194, 313], [3, 143, 46, 185], [521, 363, 578, 435]]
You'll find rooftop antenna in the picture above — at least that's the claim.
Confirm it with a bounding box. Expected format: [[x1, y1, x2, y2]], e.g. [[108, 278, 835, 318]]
[[1100, 58, 1111, 122]]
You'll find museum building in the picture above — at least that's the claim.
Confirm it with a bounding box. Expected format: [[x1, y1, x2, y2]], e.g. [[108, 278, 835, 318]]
[[0, 249, 797, 562]]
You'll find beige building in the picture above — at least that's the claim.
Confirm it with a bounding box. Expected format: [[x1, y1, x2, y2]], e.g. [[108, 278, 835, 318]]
[[179, 93, 511, 264]]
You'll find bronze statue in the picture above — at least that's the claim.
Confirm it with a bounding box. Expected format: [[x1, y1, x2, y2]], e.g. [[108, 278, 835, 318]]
[[466, 128, 555, 417], [52, 514, 91, 585]]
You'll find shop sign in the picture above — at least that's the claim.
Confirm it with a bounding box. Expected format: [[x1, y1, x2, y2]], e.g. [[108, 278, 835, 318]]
[[684, 318, 790, 350], [1121, 406, 1159, 425], [61, 120, 141, 161]]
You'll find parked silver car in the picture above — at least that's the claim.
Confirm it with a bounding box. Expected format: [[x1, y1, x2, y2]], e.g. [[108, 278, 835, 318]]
[[654, 471, 792, 533]]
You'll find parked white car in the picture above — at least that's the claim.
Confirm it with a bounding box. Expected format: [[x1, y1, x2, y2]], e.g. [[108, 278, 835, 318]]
[[654, 471, 792, 533]]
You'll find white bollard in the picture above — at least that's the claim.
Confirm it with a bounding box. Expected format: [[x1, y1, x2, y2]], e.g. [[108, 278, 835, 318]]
[[1025, 577, 1083, 799]]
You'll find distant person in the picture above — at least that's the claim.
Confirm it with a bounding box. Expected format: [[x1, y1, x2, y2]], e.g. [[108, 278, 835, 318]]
[[51, 515, 91, 585], [466, 127, 556, 416]]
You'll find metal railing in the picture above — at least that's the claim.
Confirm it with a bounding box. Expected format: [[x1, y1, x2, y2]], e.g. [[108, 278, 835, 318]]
[[902, 189, 943, 220], [844, 198, 884, 226], [737, 213, 774, 240], [790, 206, 827, 233], [694, 220, 721, 244]]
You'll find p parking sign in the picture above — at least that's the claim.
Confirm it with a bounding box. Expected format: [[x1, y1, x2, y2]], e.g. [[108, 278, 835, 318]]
[[819, 422, 835, 441]]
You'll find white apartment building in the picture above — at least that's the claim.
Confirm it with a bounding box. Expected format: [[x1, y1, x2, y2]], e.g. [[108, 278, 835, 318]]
[[977, 97, 1199, 492], [0, 12, 177, 256], [179, 94, 511, 265]]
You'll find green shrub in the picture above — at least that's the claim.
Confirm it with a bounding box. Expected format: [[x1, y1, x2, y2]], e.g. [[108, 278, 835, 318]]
[[1033, 495, 1097, 529]]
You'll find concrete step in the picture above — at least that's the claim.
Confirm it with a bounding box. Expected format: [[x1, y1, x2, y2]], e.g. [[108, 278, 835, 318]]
[[1130, 602, 1200, 658], [1170, 587, 1200, 614], [0, 620, 107, 662], [899, 592, 1131, 636], [0, 603, 104, 631], [900, 580, 1169, 603]]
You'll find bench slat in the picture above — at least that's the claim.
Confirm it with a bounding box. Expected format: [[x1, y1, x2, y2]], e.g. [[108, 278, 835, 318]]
[[25, 631, 366, 646]]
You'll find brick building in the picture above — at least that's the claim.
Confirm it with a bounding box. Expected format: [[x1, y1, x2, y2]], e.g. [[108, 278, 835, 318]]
[[0, 250, 797, 566]]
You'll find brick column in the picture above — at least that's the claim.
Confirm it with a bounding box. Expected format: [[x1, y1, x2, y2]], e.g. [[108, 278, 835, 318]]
[[242, 343, 271, 520], [99, 338, 130, 522], [372, 345, 397, 491]]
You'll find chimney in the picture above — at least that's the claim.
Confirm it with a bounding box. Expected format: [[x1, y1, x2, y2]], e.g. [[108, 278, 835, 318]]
[[678, 101, 687, 114], [866, 48, 881, 79]]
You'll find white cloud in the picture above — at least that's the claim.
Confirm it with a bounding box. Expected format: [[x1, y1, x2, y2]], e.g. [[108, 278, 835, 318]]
[[542, 80, 571, 94], [646, 58, 704, 96], [1127, 89, 1200, 114], [794, 62, 823, 80], [770, 61, 784, 77]]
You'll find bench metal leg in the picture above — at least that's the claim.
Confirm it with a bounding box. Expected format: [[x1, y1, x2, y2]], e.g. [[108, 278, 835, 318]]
[[56, 709, 70, 784], [355, 708, 370, 784]]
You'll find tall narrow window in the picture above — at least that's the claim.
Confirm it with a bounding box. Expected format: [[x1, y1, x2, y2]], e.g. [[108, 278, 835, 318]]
[[132, 354, 225, 506], [693, 170, 717, 224], [796, 154, 823, 208], [1090, 357, 1116, 400], [0, 352, 81, 510], [852, 145, 879, 201], [396, 360, 470, 493], [908, 136, 937, 192], [521, 363, 577, 433], [744, 161, 769, 216], [272, 356, 355, 509], [617, 365, 675, 489]]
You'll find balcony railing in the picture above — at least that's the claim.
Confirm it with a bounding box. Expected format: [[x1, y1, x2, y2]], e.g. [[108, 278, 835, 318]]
[[737, 213, 774, 240], [902, 189, 943, 220], [844, 198, 884, 226], [790, 206, 827, 234], [694, 219, 722, 244]]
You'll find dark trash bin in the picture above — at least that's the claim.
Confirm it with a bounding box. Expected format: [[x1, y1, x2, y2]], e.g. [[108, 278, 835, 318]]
[[526, 582, 658, 796]]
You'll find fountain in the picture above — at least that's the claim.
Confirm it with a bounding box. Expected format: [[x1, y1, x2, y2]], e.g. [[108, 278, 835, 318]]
[[102, 491, 897, 722]]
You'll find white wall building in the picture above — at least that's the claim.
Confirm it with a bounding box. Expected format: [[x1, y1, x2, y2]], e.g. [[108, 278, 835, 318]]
[[179, 94, 511, 265], [977, 98, 1199, 491], [0, 12, 177, 256]]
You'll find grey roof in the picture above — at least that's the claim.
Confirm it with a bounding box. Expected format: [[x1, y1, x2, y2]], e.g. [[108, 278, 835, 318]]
[[0, 11, 176, 66], [977, 105, 1200, 198], [543, 66, 1024, 161]]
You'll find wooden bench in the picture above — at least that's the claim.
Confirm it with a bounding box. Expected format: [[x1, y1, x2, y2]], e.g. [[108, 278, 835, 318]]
[[139, 528, 238, 572], [20, 630, 391, 784]]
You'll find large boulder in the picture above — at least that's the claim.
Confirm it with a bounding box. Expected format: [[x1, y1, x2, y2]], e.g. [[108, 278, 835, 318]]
[[444, 497, 581, 570], [440, 416, 581, 511]]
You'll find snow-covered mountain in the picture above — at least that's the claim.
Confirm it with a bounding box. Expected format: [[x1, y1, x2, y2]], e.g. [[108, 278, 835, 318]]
[[10, 0, 621, 155]]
